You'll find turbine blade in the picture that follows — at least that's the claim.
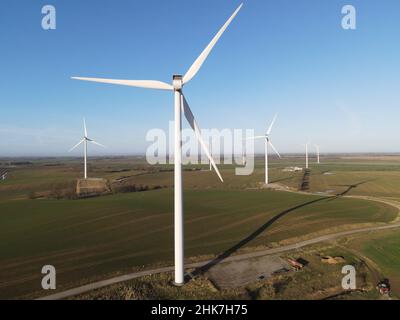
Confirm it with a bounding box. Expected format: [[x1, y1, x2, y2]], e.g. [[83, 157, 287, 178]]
[[84, 118, 88, 137], [182, 3, 243, 85], [269, 141, 281, 158], [69, 139, 85, 152], [90, 140, 106, 148], [182, 94, 223, 182], [267, 113, 278, 135], [71, 77, 173, 91], [244, 136, 265, 140]]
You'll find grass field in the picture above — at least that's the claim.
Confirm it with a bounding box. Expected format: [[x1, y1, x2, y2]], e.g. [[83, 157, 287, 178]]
[[0, 155, 400, 299], [74, 243, 382, 300], [342, 229, 400, 296]]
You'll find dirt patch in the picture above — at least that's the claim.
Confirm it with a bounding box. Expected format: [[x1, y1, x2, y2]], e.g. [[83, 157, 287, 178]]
[[76, 178, 111, 197], [321, 256, 346, 265], [207, 255, 289, 289]]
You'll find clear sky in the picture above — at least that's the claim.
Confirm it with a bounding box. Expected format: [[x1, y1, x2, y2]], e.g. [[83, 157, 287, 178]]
[[0, 0, 399, 156]]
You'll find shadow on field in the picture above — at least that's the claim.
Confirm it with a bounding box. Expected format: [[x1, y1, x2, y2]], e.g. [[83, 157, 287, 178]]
[[187, 195, 330, 281], [269, 176, 295, 184], [328, 180, 375, 201]]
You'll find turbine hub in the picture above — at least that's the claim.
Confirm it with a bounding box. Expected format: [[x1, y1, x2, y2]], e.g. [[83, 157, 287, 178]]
[[173, 75, 183, 90]]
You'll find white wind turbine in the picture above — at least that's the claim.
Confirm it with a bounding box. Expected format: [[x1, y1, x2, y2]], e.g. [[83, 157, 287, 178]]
[[241, 139, 246, 165], [315, 144, 320, 164], [304, 142, 309, 169], [69, 119, 105, 179], [71, 3, 243, 285], [248, 114, 281, 185], [209, 141, 213, 171]]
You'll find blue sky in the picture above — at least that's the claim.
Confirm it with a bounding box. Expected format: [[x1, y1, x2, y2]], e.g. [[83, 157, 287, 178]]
[[0, 0, 399, 156]]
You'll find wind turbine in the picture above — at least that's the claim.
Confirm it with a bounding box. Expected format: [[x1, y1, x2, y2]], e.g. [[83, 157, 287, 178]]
[[305, 143, 309, 169], [315, 144, 320, 164], [209, 141, 213, 171], [69, 119, 105, 179], [241, 139, 246, 165], [248, 114, 281, 185], [71, 4, 243, 285]]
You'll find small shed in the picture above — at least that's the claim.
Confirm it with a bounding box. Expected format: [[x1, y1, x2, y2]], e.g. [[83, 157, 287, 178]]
[[288, 257, 309, 271]]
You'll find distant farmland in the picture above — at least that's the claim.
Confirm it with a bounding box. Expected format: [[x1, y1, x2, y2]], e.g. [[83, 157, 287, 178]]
[[0, 155, 400, 299]]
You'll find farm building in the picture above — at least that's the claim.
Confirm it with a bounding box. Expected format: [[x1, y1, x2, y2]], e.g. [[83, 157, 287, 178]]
[[287, 257, 309, 271]]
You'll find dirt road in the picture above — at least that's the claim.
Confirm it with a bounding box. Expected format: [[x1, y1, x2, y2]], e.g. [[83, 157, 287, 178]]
[[38, 221, 400, 300]]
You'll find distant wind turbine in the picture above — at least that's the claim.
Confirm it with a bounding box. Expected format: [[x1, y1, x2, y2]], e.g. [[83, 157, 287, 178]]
[[241, 139, 246, 165], [247, 114, 281, 184], [71, 3, 243, 285], [315, 144, 320, 164], [69, 119, 105, 179], [305, 143, 309, 169], [209, 141, 213, 171]]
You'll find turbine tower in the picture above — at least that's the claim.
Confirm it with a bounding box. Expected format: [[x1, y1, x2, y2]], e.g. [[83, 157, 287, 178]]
[[69, 119, 105, 179], [248, 114, 281, 184], [242, 139, 246, 165], [209, 141, 213, 171], [315, 144, 320, 164], [71, 4, 243, 285], [305, 143, 309, 169]]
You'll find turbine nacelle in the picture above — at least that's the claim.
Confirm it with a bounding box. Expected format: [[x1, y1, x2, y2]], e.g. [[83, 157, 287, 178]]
[[245, 114, 281, 159], [173, 75, 183, 91], [69, 119, 105, 152]]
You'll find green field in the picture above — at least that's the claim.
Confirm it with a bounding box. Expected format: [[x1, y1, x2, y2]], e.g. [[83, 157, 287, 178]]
[[0, 155, 400, 299], [342, 229, 400, 296], [282, 157, 400, 201]]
